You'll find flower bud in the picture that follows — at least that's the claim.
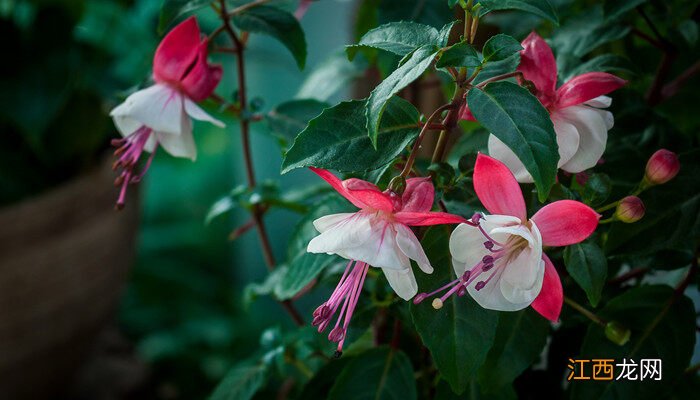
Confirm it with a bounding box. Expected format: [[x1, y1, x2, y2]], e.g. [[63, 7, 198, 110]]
[[644, 149, 680, 185], [605, 321, 631, 346], [615, 196, 645, 223]]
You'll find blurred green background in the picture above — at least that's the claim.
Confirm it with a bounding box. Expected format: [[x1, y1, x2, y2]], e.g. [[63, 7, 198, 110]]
[[1, 0, 354, 398]]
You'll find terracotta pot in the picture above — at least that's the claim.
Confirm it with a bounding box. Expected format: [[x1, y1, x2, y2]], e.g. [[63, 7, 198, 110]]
[[0, 157, 138, 399]]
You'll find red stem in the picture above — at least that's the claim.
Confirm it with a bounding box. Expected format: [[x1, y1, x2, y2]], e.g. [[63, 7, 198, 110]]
[[218, 0, 303, 326]]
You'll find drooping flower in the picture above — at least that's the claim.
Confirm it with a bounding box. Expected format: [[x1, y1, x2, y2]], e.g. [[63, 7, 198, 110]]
[[109, 17, 224, 209], [307, 168, 465, 353], [417, 154, 599, 321], [461, 32, 626, 183]]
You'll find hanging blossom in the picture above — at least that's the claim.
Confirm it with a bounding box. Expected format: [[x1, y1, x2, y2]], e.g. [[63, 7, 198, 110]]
[[416, 154, 599, 321], [306, 168, 465, 353], [461, 32, 626, 182], [110, 17, 224, 209]]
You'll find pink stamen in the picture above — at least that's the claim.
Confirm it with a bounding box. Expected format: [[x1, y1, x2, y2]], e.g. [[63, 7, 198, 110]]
[[311, 260, 370, 356], [111, 126, 156, 210]]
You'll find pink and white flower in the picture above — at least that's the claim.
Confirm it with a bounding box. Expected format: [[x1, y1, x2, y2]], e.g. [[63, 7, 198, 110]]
[[307, 168, 465, 352], [418, 154, 599, 321], [109, 17, 224, 209], [462, 32, 626, 183]]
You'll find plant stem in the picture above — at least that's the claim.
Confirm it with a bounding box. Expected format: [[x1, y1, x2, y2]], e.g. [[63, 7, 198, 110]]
[[228, 0, 274, 16], [607, 267, 649, 285], [219, 0, 303, 327], [595, 200, 620, 213], [564, 296, 606, 326], [431, 87, 466, 164], [399, 103, 454, 178], [476, 71, 523, 89]]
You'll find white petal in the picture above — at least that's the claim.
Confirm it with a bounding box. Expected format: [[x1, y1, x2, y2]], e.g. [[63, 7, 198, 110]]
[[395, 224, 432, 273], [467, 265, 528, 311], [156, 130, 197, 161], [110, 84, 187, 136], [312, 213, 357, 232], [499, 253, 545, 305], [489, 225, 535, 247], [584, 95, 612, 108], [184, 98, 225, 128], [551, 115, 580, 167], [383, 267, 418, 300], [449, 215, 521, 277], [341, 218, 408, 270], [307, 212, 371, 255], [558, 105, 609, 173], [487, 135, 534, 183]]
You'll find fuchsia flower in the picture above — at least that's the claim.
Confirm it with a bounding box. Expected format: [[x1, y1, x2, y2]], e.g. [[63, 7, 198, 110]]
[[419, 154, 599, 321], [110, 17, 224, 209], [463, 32, 626, 183], [644, 149, 680, 185], [307, 168, 465, 352]]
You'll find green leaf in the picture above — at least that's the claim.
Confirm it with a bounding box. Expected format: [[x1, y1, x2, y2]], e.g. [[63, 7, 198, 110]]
[[438, 21, 458, 47], [296, 51, 367, 101], [158, 0, 209, 33], [571, 285, 696, 400], [436, 42, 480, 68], [282, 96, 420, 173], [447, 0, 461, 8], [232, 5, 307, 69], [477, 309, 549, 391], [467, 81, 559, 201], [346, 21, 440, 59], [580, 173, 611, 206], [266, 99, 329, 149], [604, 0, 646, 21], [605, 150, 700, 256], [563, 242, 608, 307], [366, 45, 437, 146], [551, 7, 630, 58], [562, 54, 632, 82], [482, 34, 523, 63], [478, 0, 559, 25], [209, 363, 267, 400], [410, 227, 499, 394], [436, 379, 516, 399], [472, 53, 521, 85], [275, 195, 353, 300], [328, 346, 417, 400]]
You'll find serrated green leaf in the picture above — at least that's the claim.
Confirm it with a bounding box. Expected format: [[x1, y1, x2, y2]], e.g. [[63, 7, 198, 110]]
[[232, 5, 307, 69], [564, 242, 608, 307], [346, 21, 440, 60], [328, 347, 417, 400], [209, 363, 267, 400], [477, 309, 549, 391], [580, 173, 611, 206], [467, 81, 559, 201], [438, 21, 458, 46], [158, 0, 209, 33], [571, 285, 696, 400], [472, 53, 521, 85], [478, 0, 559, 25], [366, 45, 437, 146], [410, 227, 499, 394], [266, 99, 329, 149], [437, 42, 480, 68], [482, 34, 522, 63], [282, 96, 420, 173]]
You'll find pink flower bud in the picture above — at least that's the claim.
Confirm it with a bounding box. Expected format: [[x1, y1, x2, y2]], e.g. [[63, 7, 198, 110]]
[[615, 196, 645, 223], [645, 149, 680, 185]]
